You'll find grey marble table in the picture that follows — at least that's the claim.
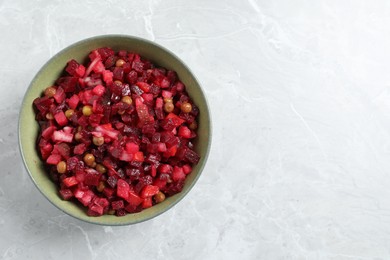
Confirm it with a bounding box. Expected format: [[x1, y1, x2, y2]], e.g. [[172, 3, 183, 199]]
[[2, 0, 390, 259]]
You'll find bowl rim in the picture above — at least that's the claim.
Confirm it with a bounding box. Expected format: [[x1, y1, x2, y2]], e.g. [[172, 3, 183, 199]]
[[18, 34, 212, 225]]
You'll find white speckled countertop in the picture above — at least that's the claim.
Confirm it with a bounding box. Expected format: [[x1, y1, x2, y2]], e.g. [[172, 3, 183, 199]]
[[2, 0, 390, 259]]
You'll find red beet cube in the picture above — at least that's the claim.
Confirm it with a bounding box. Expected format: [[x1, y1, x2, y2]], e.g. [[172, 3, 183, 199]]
[[41, 125, 56, 140], [142, 197, 153, 209], [67, 94, 80, 110], [172, 166, 185, 181], [140, 185, 159, 198], [125, 142, 139, 153], [92, 84, 105, 96], [102, 70, 113, 84], [111, 200, 124, 210], [59, 189, 73, 200], [182, 164, 192, 175], [119, 150, 133, 162], [178, 126, 191, 139], [136, 82, 150, 93], [46, 154, 62, 165], [54, 111, 68, 126], [53, 87, 66, 104], [52, 143, 70, 159], [116, 179, 130, 200], [84, 169, 101, 186], [63, 176, 78, 187], [56, 77, 78, 93], [133, 151, 144, 162], [66, 59, 86, 77]]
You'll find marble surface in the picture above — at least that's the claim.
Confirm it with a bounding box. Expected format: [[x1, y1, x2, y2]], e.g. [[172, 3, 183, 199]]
[[2, 0, 390, 259]]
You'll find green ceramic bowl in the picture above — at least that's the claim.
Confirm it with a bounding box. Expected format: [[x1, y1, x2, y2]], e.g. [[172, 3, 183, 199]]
[[19, 35, 211, 225]]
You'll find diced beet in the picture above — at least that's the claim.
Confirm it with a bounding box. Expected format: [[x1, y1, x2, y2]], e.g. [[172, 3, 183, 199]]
[[89, 113, 103, 127], [122, 62, 131, 74], [115, 208, 127, 216], [127, 191, 143, 206], [136, 82, 150, 93], [119, 150, 133, 162], [141, 93, 154, 105], [140, 185, 159, 198], [107, 176, 118, 188], [153, 179, 167, 189], [175, 81, 185, 92], [131, 84, 144, 96], [125, 70, 138, 84], [75, 189, 95, 206], [125, 142, 139, 153], [163, 145, 177, 158], [157, 142, 167, 152], [182, 164, 192, 174], [113, 67, 124, 81], [150, 165, 157, 177], [53, 87, 66, 104], [111, 200, 124, 210], [126, 168, 141, 181], [72, 143, 85, 155], [163, 180, 185, 196], [92, 84, 105, 96], [172, 166, 185, 181], [158, 164, 173, 174], [136, 103, 152, 125], [46, 154, 62, 165], [104, 55, 117, 68], [56, 77, 78, 93], [39, 139, 53, 160], [142, 123, 156, 135], [133, 151, 144, 162], [41, 125, 56, 140], [59, 189, 73, 200], [161, 90, 172, 98], [52, 143, 70, 159], [66, 157, 79, 171], [142, 197, 153, 209], [63, 176, 78, 187], [66, 59, 85, 77], [97, 47, 115, 61], [33, 96, 54, 116], [146, 84, 157, 96], [146, 143, 158, 154], [103, 187, 115, 198], [184, 148, 200, 164], [132, 61, 144, 73], [160, 118, 176, 131], [102, 70, 113, 84], [84, 169, 101, 186], [166, 70, 177, 83], [54, 111, 68, 126], [166, 113, 185, 127], [178, 126, 191, 139], [145, 154, 161, 167], [88, 204, 103, 216], [160, 77, 171, 89], [67, 94, 80, 110], [116, 179, 130, 200], [92, 61, 105, 74]]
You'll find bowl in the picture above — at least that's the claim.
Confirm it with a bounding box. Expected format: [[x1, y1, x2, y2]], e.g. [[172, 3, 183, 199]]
[[18, 35, 211, 225]]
